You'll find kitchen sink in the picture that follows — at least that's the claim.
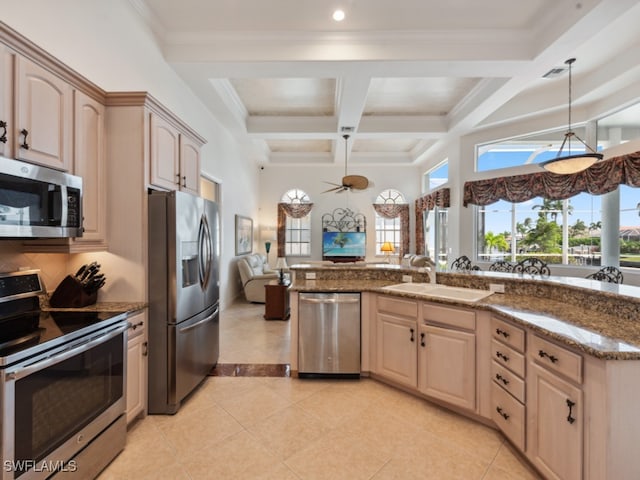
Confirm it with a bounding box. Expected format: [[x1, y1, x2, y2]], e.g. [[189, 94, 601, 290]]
[[381, 283, 493, 302]]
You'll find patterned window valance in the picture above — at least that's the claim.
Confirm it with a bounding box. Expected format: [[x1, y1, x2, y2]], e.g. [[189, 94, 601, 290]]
[[463, 151, 640, 207], [372, 204, 410, 259], [373, 203, 405, 219], [277, 202, 314, 257], [416, 188, 450, 212], [414, 188, 450, 255]]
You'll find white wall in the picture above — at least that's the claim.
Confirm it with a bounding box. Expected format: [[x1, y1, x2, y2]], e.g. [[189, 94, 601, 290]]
[[0, 0, 260, 308], [258, 164, 423, 264]]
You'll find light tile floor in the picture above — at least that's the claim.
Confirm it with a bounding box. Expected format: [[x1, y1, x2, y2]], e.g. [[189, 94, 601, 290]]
[[99, 301, 541, 479]]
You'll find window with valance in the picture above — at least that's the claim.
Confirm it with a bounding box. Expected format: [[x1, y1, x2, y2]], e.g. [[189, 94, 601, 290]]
[[414, 188, 450, 256], [277, 189, 313, 257], [373, 189, 408, 259]]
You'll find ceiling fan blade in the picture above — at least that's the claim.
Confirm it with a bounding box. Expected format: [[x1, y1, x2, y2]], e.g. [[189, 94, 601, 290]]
[[343, 174, 369, 190], [323, 180, 343, 187], [321, 185, 344, 193]]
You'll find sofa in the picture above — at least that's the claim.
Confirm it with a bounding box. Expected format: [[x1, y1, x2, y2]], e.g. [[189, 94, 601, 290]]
[[237, 253, 278, 303]]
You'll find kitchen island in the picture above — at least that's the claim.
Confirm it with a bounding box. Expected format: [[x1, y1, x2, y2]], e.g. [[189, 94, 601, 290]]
[[289, 263, 640, 480]]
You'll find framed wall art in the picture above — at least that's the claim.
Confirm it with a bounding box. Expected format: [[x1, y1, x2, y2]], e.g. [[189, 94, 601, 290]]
[[235, 215, 253, 255]]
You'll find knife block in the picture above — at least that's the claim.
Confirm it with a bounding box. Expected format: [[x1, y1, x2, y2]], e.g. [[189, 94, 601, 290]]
[[49, 275, 98, 308]]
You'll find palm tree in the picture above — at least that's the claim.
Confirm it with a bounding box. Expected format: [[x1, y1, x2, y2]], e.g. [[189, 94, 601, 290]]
[[569, 219, 587, 238], [485, 231, 509, 255], [533, 199, 571, 223]]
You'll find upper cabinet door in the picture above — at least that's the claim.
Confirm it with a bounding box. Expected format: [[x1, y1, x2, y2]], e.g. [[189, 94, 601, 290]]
[[0, 45, 12, 159], [15, 56, 72, 171], [74, 90, 106, 246], [179, 135, 201, 196], [150, 113, 180, 191]]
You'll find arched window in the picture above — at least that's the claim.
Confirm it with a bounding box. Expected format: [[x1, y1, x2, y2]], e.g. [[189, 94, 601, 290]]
[[279, 189, 312, 256], [374, 189, 406, 257]]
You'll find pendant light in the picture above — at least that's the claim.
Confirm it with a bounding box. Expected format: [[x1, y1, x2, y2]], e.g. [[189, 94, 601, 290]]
[[540, 58, 603, 175]]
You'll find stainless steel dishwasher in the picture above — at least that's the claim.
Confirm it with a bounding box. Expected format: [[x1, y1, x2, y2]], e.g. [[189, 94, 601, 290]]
[[298, 292, 361, 377]]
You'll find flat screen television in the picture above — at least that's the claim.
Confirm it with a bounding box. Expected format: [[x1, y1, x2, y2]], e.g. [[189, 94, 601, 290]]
[[322, 231, 366, 261]]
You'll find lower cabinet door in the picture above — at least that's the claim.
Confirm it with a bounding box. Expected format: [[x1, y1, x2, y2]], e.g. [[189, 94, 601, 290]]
[[528, 362, 583, 480], [418, 324, 476, 410], [491, 382, 525, 451], [376, 313, 417, 388], [126, 331, 147, 423]]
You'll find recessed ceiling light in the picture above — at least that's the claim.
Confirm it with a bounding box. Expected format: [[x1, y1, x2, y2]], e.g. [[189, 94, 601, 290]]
[[333, 9, 345, 22]]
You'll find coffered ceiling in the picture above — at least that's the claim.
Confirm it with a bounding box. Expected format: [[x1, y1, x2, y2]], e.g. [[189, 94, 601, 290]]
[[131, 0, 640, 168]]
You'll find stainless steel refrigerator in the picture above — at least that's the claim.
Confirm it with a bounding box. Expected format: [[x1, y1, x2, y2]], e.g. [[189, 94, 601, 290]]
[[147, 190, 220, 414]]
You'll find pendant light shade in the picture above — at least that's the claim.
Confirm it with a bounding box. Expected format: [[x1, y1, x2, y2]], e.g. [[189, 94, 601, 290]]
[[540, 58, 603, 175]]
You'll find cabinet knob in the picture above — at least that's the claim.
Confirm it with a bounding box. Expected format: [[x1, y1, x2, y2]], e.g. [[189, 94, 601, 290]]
[[495, 351, 509, 362], [495, 328, 509, 338], [20, 128, 29, 150], [496, 406, 510, 420], [538, 349, 558, 364], [566, 399, 576, 424], [0, 120, 6, 143]]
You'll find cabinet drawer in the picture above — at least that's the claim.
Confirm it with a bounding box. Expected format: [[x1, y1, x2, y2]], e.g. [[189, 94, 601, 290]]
[[491, 316, 525, 352], [491, 381, 525, 451], [530, 334, 582, 384], [377, 295, 418, 318], [491, 360, 525, 403], [422, 303, 475, 331], [127, 312, 146, 341], [491, 338, 525, 377]]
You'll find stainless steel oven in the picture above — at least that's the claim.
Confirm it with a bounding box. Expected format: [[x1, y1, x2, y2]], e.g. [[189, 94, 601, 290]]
[[0, 271, 128, 480]]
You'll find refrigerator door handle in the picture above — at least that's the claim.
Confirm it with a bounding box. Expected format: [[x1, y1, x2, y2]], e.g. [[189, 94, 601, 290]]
[[198, 213, 212, 290], [178, 307, 218, 334]]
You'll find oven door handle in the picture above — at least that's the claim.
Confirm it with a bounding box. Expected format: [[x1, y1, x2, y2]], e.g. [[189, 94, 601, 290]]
[[6, 322, 128, 381]]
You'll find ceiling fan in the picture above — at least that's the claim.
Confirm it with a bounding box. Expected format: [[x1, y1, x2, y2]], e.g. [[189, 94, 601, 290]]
[[323, 134, 370, 193]]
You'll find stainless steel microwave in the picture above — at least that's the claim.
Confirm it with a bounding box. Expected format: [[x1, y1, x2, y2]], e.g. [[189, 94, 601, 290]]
[[0, 156, 83, 238]]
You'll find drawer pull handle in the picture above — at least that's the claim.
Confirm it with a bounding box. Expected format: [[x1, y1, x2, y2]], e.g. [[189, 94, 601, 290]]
[[410, 328, 414, 343], [20, 129, 29, 150], [496, 406, 510, 420], [566, 399, 576, 424], [496, 351, 509, 362], [538, 349, 559, 364], [495, 328, 509, 338], [0, 120, 6, 143], [495, 373, 509, 385], [129, 320, 144, 331], [420, 332, 425, 347], [182, 175, 187, 187]]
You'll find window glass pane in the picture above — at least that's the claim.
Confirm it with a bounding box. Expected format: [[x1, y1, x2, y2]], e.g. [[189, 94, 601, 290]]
[[620, 185, 640, 268], [429, 162, 448, 191], [477, 194, 603, 266]]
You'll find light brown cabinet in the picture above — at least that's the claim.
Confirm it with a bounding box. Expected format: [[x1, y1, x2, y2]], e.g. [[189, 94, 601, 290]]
[[0, 44, 11, 159], [14, 55, 73, 171], [375, 296, 418, 388], [490, 316, 527, 451], [150, 112, 201, 195], [126, 311, 148, 424], [418, 323, 476, 410], [22, 89, 107, 252], [527, 336, 583, 480], [72, 90, 107, 247]]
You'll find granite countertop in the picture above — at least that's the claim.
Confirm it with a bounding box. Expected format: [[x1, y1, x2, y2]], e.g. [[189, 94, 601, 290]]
[[40, 297, 147, 314], [291, 279, 640, 360]]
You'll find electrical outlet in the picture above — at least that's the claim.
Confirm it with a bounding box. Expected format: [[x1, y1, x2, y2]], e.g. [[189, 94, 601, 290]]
[[489, 283, 505, 293], [402, 275, 412, 283], [305, 272, 316, 280]]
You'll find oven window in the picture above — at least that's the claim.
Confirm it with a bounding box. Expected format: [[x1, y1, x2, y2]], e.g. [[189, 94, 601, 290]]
[[14, 333, 124, 475]]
